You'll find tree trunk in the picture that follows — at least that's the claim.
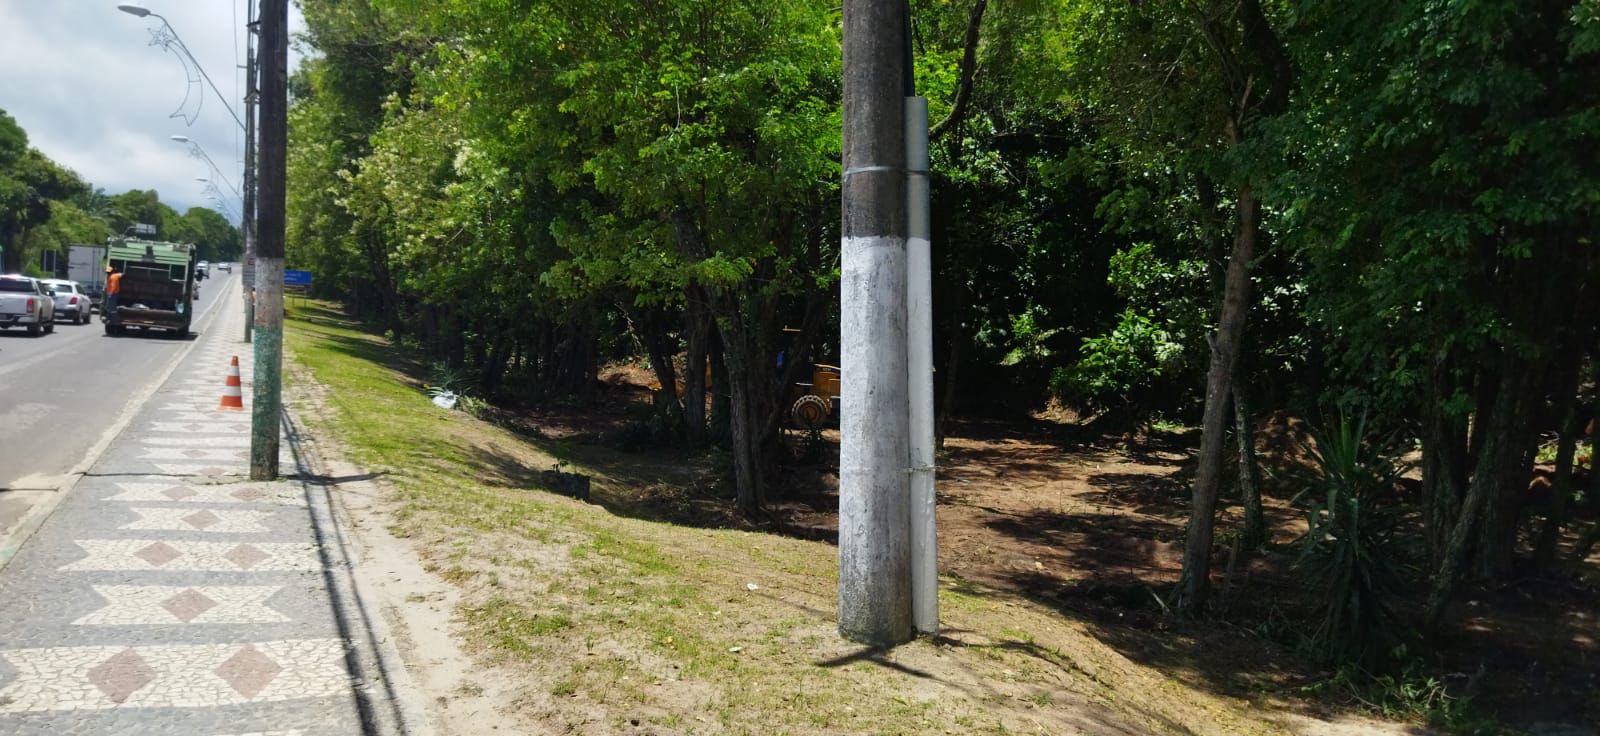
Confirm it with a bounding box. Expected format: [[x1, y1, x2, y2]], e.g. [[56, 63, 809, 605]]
[[1233, 383, 1265, 549], [1571, 518, 1600, 566], [1427, 359, 1535, 630], [1533, 344, 1590, 569], [480, 334, 511, 394], [1422, 352, 1470, 568], [684, 293, 710, 447], [1475, 349, 1545, 579], [634, 305, 681, 422], [720, 317, 764, 515], [709, 326, 732, 447], [935, 288, 964, 449], [446, 308, 467, 369], [1177, 184, 1260, 614], [1533, 396, 1584, 569]]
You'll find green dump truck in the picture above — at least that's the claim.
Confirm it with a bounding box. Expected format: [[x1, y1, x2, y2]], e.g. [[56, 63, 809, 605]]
[[102, 237, 197, 337]]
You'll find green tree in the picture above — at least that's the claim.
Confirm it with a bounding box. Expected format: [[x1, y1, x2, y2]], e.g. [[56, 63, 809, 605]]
[[1275, 0, 1600, 628], [0, 108, 87, 272], [1047, 0, 1294, 613]]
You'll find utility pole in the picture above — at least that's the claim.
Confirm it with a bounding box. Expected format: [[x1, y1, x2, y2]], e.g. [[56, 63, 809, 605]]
[[838, 0, 912, 646], [241, 0, 257, 342], [250, 0, 286, 481]]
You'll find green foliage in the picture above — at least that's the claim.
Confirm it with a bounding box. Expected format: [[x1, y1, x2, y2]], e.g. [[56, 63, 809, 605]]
[[1050, 310, 1184, 416], [0, 107, 89, 270], [1300, 661, 1493, 733], [1292, 416, 1410, 669], [425, 362, 487, 417]]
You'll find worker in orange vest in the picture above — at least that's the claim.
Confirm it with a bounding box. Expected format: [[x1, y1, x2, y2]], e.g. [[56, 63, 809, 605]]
[[105, 265, 122, 316]]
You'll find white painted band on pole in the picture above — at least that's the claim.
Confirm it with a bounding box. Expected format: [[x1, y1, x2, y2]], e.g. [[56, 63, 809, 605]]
[[838, 234, 912, 643], [905, 96, 937, 635]]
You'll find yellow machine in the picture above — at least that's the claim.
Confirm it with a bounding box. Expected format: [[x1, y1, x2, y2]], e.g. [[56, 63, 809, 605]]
[[788, 363, 841, 431]]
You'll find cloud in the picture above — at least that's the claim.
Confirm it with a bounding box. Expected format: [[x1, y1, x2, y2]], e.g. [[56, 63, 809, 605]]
[[0, 1, 307, 224]]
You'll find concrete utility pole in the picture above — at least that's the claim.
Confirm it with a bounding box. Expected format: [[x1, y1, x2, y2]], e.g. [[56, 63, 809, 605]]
[[838, 0, 913, 646], [241, 0, 258, 343], [249, 0, 286, 481]]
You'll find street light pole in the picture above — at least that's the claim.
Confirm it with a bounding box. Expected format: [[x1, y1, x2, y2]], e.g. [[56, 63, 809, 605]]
[[249, 0, 286, 481], [241, 0, 258, 343]]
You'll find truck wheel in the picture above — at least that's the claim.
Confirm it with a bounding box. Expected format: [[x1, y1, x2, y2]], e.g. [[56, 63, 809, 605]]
[[43, 319, 53, 334], [28, 323, 41, 336]]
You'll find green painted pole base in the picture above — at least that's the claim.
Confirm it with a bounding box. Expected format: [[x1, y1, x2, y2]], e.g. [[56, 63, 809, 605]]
[[250, 258, 284, 481]]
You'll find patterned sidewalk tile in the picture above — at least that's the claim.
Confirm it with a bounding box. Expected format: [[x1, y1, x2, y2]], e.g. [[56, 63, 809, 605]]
[[140, 448, 250, 461], [73, 586, 289, 626], [119, 508, 275, 534], [60, 540, 321, 572], [0, 280, 381, 734], [0, 639, 347, 711], [105, 482, 306, 507], [147, 422, 252, 434], [141, 436, 254, 448]]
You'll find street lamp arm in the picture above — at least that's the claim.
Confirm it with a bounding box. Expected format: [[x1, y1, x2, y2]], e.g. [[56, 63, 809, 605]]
[[174, 138, 243, 203], [133, 11, 247, 133], [153, 14, 247, 132]]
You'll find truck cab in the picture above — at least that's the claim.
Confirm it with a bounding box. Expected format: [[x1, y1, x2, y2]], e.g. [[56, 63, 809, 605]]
[[102, 238, 196, 337]]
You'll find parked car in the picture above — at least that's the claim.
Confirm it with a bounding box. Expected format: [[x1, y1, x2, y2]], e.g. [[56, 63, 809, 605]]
[[0, 274, 56, 336], [41, 279, 93, 324]]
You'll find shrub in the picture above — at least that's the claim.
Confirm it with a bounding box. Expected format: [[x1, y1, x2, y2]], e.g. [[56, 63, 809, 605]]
[[1293, 415, 1410, 668], [1049, 309, 1184, 417]]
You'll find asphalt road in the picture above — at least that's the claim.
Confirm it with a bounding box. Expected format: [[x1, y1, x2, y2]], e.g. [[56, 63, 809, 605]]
[[0, 271, 239, 491]]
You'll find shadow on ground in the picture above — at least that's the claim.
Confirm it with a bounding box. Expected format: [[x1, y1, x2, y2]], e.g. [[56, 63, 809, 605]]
[[286, 299, 1600, 733]]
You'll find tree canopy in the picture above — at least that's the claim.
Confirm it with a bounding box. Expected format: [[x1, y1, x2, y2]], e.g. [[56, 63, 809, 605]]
[[285, 0, 1599, 688]]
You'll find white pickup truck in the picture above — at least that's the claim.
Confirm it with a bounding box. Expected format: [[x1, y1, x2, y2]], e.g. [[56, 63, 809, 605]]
[[0, 274, 57, 336]]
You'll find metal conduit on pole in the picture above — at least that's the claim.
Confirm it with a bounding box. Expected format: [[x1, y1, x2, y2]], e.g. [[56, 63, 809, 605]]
[[906, 95, 937, 635], [241, 0, 257, 343], [838, 0, 913, 646], [249, 0, 286, 481]]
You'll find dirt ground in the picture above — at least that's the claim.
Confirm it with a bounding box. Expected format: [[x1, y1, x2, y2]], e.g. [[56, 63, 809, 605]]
[[286, 302, 1598, 735], [761, 412, 1600, 734], [572, 366, 1600, 732]]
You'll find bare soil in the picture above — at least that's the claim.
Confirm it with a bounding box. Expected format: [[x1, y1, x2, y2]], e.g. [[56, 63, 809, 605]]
[[564, 370, 1600, 731], [286, 304, 1598, 735]]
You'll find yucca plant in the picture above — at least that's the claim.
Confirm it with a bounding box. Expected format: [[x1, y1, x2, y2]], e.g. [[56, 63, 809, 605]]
[[1293, 415, 1410, 668]]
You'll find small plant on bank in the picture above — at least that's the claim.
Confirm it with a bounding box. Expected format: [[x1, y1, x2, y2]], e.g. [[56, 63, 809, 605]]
[[1300, 659, 1495, 733], [425, 362, 488, 416], [1292, 414, 1410, 669]]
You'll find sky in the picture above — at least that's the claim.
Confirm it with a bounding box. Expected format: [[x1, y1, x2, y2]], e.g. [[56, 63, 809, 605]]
[[0, 0, 308, 225]]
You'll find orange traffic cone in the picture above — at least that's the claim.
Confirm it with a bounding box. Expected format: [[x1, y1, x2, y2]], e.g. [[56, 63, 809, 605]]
[[219, 356, 244, 411]]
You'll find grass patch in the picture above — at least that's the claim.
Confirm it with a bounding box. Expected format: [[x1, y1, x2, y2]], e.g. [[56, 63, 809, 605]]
[[285, 299, 1296, 736]]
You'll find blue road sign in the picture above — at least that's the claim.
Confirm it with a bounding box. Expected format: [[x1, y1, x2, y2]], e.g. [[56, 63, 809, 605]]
[[284, 270, 313, 288]]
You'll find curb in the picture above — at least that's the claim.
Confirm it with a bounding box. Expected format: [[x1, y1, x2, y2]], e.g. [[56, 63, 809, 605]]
[[282, 406, 437, 736]]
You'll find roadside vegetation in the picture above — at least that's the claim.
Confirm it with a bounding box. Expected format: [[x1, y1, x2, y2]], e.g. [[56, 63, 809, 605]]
[[0, 108, 241, 274], [285, 0, 1600, 732], [288, 300, 1302, 735]]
